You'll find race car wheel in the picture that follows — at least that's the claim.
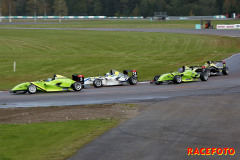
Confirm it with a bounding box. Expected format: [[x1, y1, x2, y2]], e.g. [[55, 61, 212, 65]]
[[93, 79, 102, 88], [154, 75, 161, 85], [200, 72, 208, 81], [72, 82, 82, 91], [206, 69, 211, 76], [27, 84, 37, 94], [173, 75, 182, 84], [222, 67, 229, 75], [129, 76, 137, 85]]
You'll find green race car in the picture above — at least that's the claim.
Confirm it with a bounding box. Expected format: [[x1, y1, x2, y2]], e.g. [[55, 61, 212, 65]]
[[188, 61, 229, 76], [152, 66, 208, 85], [10, 74, 84, 94]]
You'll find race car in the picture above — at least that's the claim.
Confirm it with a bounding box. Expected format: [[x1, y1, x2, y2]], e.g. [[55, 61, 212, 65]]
[[188, 61, 229, 76], [83, 70, 137, 88], [10, 74, 83, 94], [204, 61, 229, 76], [151, 66, 208, 85]]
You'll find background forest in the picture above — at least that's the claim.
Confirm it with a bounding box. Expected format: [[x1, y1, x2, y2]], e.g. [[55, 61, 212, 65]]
[[0, 0, 239, 17]]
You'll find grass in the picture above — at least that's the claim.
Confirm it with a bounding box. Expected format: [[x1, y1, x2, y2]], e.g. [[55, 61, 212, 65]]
[[1, 19, 240, 29], [1, 28, 240, 90], [0, 119, 118, 160]]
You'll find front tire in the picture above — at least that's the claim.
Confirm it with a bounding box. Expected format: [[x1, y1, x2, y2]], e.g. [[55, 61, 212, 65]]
[[27, 84, 37, 94], [128, 76, 137, 85], [173, 75, 182, 84], [200, 72, 208, 81], [222, 67, 229, 75], [72, 82, 82, 91], [205, 69, 211, 76], [93, 79, 102, 88]]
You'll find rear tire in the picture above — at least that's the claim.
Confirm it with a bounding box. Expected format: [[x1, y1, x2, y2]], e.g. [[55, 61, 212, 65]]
[[173, 75, 182, 84], [154, 75, 161, 85], [129, 76, 137, 85], [27, 84, 37, 94], [200, 72, 208, 81], [222, 67, 229, 75], [93, 79, 102, 88], [72, 82, 82, 91]]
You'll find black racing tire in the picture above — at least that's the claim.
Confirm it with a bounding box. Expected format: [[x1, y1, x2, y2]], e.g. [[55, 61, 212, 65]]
[[72, 82, 82, 91], [93, 79, 102, 88], [154, 75, 161, 85], [173, 75, 182, 84], [200, 72, 208, 81], [129, 76, 137, 85], [205, 69, 211, 76], [222, 67, 229, 75], [27, 84, 37, 94]]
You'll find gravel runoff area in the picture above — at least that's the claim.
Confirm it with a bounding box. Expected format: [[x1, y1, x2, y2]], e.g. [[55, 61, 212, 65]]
[[0, 104, 143, 124]]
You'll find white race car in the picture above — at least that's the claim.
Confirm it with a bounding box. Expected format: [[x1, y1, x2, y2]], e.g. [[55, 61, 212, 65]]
[[83, 70, 138, 88]]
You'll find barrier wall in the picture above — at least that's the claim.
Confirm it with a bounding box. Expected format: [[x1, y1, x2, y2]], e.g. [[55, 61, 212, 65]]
[[217, 24, 240, 29], [0, 16, 143, 19]]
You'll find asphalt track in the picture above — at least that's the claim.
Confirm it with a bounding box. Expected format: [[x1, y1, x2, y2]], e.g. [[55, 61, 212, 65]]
[[0, 27, 240, 159], [0, 53, 240, 108]]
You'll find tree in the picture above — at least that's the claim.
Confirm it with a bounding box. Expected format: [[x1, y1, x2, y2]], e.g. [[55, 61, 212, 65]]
[[53, 0, 67, 16], [77, 0, 88, 15], [26, 0, 50, 16], [223, 0, 237, 16], [139, 0, 148, 17], [1, 0, 16, 16], [93, 0, 102, 15], [132, 4, 139, 16]]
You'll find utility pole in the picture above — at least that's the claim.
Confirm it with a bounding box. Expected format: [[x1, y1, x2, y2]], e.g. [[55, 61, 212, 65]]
[[9, 1, 12, 22]]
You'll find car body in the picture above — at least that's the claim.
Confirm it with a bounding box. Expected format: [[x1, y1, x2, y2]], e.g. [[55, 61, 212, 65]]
[[83, 70, 138, 88], [189, 61, 229, 76], [10, 74, 83, 94], [151, 66, 208, 85]]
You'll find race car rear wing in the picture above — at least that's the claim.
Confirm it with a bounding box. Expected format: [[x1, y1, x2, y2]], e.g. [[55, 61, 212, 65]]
[[123, 70, 137, 78], [72, 75, 84, 84], [207, 60, 226, 67]]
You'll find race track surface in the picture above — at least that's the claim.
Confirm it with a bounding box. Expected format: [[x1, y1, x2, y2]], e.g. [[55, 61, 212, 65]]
[[0, 53, 240, 108]]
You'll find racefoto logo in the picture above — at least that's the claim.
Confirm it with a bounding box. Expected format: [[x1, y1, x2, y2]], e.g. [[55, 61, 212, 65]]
[[187, 147, 235, 156]]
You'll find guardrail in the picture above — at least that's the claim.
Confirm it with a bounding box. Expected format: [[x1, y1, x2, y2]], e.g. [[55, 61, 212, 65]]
[[167, 16, 227, 20], [0, 16, 144, 20]]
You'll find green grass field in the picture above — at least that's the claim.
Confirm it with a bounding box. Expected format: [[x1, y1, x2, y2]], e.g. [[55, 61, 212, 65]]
[[1, 19, 240, 29], [0, 119, 118, 160], [1, 28, 240, 90]]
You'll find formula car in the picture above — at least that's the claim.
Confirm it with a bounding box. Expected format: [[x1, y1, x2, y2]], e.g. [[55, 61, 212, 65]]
[[83, 70, 137, 88], [204, 61, 229, 76], [151, 66, 208, 85], [188, 61, 229, 76], [10, 74, 83, 94]]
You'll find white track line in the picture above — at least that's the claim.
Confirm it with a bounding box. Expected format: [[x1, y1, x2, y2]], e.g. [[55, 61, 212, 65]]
[[138, 81, 150, 84]]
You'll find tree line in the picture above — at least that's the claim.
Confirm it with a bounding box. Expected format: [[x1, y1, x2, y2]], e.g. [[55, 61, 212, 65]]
[[0, 0, 239, 17]]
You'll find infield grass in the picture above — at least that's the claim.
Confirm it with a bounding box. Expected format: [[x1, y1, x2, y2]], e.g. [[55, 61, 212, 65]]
[[0, 19, 240, 29], [0, 119, 118, 160], [0, 28, 240, 90]]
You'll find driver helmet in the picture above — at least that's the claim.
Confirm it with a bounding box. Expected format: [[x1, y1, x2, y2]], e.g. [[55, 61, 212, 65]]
[[46, 78, 52, 82], [178, 68, 183, 73]]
